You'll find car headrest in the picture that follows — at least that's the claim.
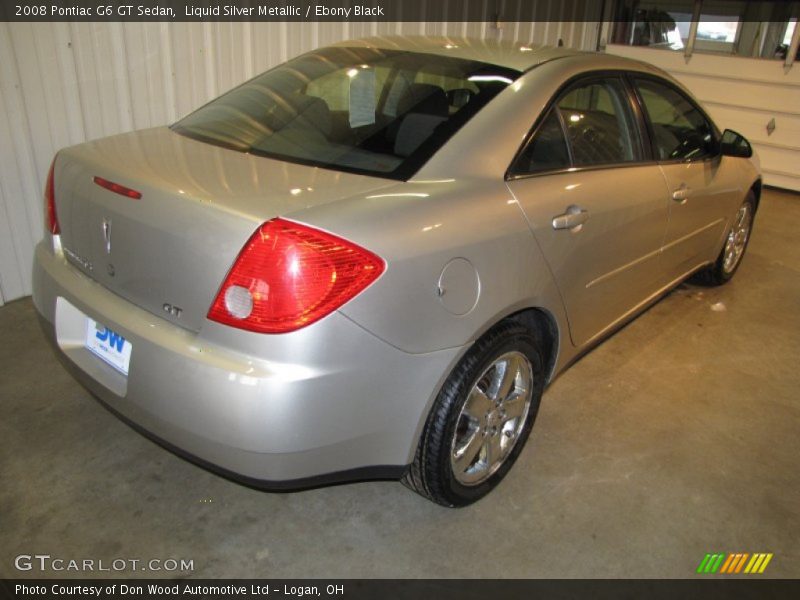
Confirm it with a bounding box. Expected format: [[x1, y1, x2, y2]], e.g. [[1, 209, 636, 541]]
[[447, 88, 474, 109], [397, 83, 449, 118], [394, 113, 447, 157]]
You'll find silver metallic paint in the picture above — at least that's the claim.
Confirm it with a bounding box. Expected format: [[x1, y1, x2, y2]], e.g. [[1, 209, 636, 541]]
[[55, 128, 396, 332], [34, 243, 461, 477], [32, 39, 761, 484]]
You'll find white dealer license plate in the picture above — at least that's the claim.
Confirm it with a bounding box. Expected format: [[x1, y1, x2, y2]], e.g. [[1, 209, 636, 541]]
[[85, 318, 132, 376]]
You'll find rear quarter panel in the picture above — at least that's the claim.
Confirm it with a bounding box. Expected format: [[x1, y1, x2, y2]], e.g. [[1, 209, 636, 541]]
[[286, 178, 570, 363]]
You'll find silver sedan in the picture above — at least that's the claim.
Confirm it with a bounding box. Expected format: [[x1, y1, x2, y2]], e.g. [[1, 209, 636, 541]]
[[32, 37, 760, 506]]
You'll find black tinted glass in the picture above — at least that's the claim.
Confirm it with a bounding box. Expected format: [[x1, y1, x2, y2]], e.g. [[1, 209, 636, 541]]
[[172, 47, 519, 180], [513, 109, 570, 174], [557, 78, 642, 166], [634, 78, 716, 160]]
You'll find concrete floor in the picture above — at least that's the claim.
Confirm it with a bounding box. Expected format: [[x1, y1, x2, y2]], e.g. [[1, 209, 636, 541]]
[[1, 188, 798, 579]]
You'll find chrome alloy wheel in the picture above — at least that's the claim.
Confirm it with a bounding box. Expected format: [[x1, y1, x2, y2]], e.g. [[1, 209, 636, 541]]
[[722, 202, 753, 274], [450, 351, 534, 486]]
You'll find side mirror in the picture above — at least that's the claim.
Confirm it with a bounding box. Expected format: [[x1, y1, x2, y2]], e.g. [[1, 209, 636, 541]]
[[720, 129, 753, 158]]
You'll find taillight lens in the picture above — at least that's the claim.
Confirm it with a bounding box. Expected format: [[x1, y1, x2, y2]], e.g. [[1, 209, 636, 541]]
[[93, 176, 142, 199], [44, 156, 59, 234], [208, 218, 385, 334]]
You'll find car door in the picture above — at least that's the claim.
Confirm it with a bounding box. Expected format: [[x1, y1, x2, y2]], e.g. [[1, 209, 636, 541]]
[[506, 75, 671, 347], [631, 76, 733, 281]]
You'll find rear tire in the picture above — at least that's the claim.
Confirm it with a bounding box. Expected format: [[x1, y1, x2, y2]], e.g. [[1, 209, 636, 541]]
[[402, 320, 545, 507], [694, 192, 755, 286]]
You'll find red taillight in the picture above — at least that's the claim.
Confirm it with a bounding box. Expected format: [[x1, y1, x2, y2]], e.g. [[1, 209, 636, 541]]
[[44, 156, 59, 234], [93, 176, 142, 199], [208, 218, 385, 334]]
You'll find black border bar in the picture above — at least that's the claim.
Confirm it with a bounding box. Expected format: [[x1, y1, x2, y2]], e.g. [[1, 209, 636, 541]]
[[3, 579, 800, 600], [4, 0, 798, 23], [3, 0, 601, 23]]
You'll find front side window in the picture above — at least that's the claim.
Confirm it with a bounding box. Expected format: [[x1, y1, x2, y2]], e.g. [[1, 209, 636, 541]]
[[557, 78, 642, 166], [172, 47, 519, 180], [634, 78, 717, 161]]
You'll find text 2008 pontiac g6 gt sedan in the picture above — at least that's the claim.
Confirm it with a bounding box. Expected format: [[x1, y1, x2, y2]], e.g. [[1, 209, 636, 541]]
[[33, 37, 759, 506]]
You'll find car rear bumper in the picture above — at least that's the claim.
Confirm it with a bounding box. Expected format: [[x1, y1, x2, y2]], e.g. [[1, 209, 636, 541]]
[[32, 240, 462, 487]]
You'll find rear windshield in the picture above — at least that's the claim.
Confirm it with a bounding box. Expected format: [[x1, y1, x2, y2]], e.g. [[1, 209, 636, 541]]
[[172, 47, 520, 180]]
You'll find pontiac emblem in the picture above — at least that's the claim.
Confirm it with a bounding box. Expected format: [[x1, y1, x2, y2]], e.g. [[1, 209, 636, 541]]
[[102, 218, 112, 254]]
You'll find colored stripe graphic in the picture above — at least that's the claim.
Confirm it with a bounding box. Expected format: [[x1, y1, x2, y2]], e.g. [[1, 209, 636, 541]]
[[700, 553, 774, 574], [720, 554, 742, 573], [720, 554, 735, 573], [734, 553, 749, 573], [698, 553, 726, 574], [697, 554, 712, 573], [744, 553, 774, 574], [720, 553, 748, 573], [759, 554, 774, 573], [745, 554, 759, 573]]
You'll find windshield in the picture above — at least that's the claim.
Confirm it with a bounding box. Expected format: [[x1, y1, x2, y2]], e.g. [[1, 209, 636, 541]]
[[172, 47, 520, 180]]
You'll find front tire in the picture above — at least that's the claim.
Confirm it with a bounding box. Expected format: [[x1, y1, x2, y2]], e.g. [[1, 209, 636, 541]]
[[695, 192, 756, 286], [402, 320, 545, 507]]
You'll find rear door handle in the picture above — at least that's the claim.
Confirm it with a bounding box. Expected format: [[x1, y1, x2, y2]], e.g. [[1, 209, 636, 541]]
[[552, 205, 589, 231], [672, 184, 691, 202]]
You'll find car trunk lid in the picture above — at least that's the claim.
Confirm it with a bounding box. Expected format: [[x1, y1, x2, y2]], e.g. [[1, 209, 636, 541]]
[[54, 126, 395, 332]]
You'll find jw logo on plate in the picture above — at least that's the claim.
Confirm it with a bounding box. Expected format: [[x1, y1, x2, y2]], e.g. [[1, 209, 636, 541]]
[[697, 552, 773, 574]]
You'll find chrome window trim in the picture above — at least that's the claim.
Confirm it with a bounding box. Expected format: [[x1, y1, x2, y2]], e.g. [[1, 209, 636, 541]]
[[506, 159, 665, 182]]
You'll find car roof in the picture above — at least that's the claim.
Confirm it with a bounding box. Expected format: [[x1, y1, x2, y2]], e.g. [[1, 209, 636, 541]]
[[328, 35, 588, 72]]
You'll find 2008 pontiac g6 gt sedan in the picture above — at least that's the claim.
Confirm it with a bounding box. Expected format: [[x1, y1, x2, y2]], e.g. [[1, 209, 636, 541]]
[[33, 37, 760, 506]]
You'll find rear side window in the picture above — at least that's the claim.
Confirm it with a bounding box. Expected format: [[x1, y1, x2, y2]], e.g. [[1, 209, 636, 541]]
[[633, 78, 717, 161], [512, 109, 570, 174], [557, 78, 642, 166], [510, 77, 642, 176]]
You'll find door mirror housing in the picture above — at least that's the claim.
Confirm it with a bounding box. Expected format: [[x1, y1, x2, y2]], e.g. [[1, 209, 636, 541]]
[[720, 129, 753, 158]]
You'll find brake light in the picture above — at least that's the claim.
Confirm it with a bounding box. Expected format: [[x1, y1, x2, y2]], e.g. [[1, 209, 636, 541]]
[[93, 176, 142, 199], [208, 219, 384, 333], [44, 156, 59, 234]]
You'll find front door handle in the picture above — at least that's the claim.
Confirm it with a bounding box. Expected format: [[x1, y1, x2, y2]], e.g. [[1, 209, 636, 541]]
[[552, 205, 589, 231], [672, 184, 691, 202]]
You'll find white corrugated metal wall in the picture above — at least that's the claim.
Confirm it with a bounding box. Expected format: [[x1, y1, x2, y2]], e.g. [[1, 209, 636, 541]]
[[0, 16, 601, 305]]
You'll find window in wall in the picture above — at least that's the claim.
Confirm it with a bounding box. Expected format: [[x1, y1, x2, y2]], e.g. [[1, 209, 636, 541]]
[[697, 19, 739, 43], [694, 2, 745, 54], [774, 19, 798, 59], [784, 18, 798, 44], [611, 0, 799, 60], [611, 0, 696, 51]]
